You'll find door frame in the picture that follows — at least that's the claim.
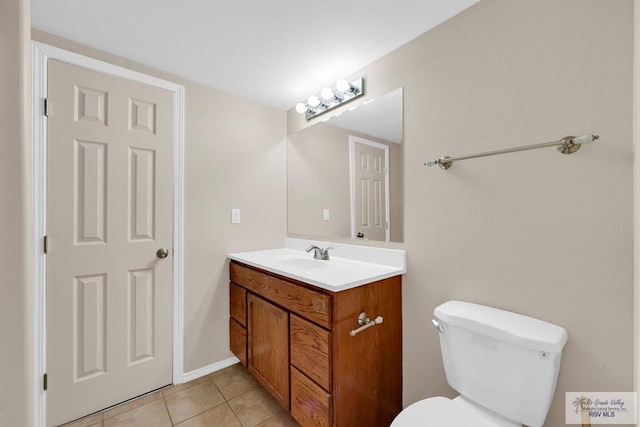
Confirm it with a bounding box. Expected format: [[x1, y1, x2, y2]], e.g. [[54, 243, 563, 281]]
[[31, 42, 185, 427], [349, 135, 391, 242], [634, 0, 639, 415]]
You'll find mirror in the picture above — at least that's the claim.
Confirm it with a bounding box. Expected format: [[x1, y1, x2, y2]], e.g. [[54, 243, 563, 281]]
[[287, 88, 403, 242]]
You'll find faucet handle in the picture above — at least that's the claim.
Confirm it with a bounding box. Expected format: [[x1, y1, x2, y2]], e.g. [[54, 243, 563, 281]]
[[321, 247, 334, 260]]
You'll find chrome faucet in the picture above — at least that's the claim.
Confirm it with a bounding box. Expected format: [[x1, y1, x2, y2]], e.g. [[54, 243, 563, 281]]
[[306, 245, 333, 260]]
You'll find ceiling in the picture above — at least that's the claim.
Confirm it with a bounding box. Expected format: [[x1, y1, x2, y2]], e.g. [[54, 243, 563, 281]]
[[31, 0, 479, 110]]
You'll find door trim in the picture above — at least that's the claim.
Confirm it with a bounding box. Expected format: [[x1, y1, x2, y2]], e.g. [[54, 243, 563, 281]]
[[349, 135, 391, 242], [31, 42, 185, 427], [634, 0, 639, 414]]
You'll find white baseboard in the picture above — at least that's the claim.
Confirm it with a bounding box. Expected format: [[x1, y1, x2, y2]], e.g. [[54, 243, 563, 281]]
[[180, 357, 241, 384]]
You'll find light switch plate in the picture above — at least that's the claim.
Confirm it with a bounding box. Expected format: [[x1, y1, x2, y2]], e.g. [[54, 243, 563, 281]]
[[231, 209, 240, 224], [323, 209, 330, 221]]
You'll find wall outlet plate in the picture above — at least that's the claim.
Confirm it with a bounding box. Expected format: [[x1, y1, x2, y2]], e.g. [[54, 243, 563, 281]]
[[231, 209, 240, 224]]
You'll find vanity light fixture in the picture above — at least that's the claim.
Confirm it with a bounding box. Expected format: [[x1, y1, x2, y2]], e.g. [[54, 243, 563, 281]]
[[295, 102, 310, 114], [295, 77, 365, 120], [307, 95, 321, 107], [321, 87, 337, 100], [336, 78, 354, 93]]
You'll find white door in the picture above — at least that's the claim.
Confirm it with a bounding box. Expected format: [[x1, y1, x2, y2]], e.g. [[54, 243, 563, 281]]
[[46, 59, 174, 426], [351, 137, 389, 242]]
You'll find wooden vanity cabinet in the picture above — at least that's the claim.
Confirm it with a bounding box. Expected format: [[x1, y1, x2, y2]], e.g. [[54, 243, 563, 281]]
[[247, 294, 290, 408], [229, 260, 402, 427], [229, 283, 247, 366]]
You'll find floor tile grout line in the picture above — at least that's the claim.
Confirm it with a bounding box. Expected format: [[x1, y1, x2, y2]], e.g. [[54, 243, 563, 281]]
[[226, 402, 244, 427], [166, 378, 229, 426], [58, 363, 298, 427], [162, 393, 174, 427], [225, 386, 253, 427]]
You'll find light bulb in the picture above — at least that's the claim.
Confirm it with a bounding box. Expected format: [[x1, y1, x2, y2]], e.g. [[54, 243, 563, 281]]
[[336, 78, 351, 92], [295, 102, 308, 114], [307, 95, 320, 107], [320, 87, 334, 100]]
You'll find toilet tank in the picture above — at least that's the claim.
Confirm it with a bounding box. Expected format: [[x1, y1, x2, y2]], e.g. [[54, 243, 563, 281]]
[[434, 301, 568, 427]]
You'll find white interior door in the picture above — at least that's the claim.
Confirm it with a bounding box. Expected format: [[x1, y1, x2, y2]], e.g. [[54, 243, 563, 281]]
[[46, 59, 174, 426], [350, 137, 390, 242]]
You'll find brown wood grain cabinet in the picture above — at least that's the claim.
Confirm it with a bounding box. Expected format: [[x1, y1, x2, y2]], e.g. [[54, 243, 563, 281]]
[[247, 293, 290, 408], [229, 260, 402, 427]]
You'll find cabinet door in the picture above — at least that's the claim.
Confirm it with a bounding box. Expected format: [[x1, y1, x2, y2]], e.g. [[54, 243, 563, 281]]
[[248, 294, 290, 409]]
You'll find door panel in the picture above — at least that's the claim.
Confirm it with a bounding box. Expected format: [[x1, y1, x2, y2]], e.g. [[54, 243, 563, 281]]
[[74, 273, 107, 381], [353, 140, 388, 241], [129, 148, 156, 241], [128, 268, 156, 364], [46, 59, 174, 426]]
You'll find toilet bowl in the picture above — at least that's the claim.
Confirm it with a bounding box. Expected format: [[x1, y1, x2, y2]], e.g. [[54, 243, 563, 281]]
[[391, 301, 568, 427], [391, 396, 520, 427]]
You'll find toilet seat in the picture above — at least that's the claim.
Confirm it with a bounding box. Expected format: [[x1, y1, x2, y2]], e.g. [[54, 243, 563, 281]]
[[391, 396, 521, 427]]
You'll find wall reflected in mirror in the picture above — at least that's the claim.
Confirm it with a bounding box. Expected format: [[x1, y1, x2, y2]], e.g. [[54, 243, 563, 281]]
[[287, 88, 403, 242]]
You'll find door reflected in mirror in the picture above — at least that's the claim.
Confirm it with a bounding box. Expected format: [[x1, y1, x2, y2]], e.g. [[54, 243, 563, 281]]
[[287, 88, 403, 242]]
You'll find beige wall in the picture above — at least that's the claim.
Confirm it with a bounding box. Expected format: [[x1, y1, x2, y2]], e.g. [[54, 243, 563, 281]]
[[182, 83, 286, 370], [0, 0, 33, 426], [31, 31, 287, 374], [290, 1, 634, 425], [288, 122, 402, 241], [10, 1, 635, 425]]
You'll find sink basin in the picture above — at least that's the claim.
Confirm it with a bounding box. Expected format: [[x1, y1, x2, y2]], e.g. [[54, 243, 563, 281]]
[[276, 257, 328, 270], [228, 244, 406, 292]]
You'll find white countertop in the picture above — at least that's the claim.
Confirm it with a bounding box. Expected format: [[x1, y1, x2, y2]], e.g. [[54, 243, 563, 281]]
[[228, 239, 406, 292]]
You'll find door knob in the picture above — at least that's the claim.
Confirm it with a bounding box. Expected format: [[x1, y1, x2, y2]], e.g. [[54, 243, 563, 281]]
[[156, 248, 169, 259]]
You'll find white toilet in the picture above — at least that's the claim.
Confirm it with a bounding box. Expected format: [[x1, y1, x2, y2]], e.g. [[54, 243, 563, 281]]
[[392, 300, 568, 427]]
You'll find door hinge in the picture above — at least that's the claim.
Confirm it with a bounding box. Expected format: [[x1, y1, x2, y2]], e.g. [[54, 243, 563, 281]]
[[44, 98, 48, 117], [43, 235, 48, 254], [43, 373, 48, 391]]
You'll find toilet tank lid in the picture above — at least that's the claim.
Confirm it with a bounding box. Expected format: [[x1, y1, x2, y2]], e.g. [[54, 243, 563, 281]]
[[434, 301, 568, 353]]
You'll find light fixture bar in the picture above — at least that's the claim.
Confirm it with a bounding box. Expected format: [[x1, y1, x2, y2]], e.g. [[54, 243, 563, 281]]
[[296, 77, 365, 121]]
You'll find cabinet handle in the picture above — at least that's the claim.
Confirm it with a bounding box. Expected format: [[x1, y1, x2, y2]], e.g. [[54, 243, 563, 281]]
[[349, 312, 384, 336]]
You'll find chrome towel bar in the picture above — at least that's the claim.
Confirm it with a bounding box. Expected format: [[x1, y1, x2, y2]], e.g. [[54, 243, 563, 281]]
[[425, 134, 599, 170]]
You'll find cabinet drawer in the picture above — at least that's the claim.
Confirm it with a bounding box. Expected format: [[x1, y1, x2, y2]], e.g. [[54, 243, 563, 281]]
[[291, 314, 330, 391], [229, 318, 247, 366], [291, 367, 331, 427], [230, 262, 331, 328], [230, 282, 247, 326]]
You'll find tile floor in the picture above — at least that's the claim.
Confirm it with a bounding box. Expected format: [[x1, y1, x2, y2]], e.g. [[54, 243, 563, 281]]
[[61, 363, 300, 427]]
